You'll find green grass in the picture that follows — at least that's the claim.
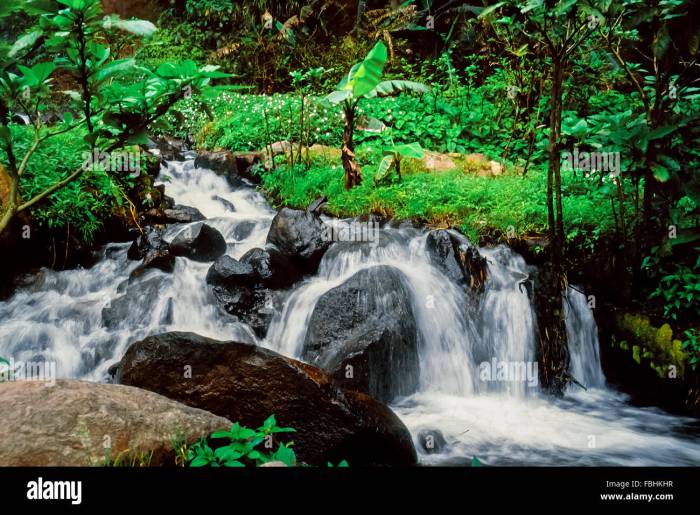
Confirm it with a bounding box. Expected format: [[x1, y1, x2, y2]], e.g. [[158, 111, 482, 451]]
[[259, 158, 619, 244], [183, 87, 627, 245]]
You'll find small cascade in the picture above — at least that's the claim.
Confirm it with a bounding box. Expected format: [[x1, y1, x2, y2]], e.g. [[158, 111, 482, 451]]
[[1, 157, 699, 466], [565, 287, 606, 389]]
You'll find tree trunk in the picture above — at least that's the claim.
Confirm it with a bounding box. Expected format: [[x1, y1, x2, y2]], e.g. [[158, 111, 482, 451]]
[[539, 55, 569, 396], [342, 102, 362, 189]]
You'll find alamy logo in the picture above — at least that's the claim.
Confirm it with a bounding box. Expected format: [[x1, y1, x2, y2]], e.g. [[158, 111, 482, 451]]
[[321, 220, 380, 247], [561, 147, 620, 177], [0, 357, 56, 386], [27, 478, 82, 505], [81, 149, 142, 177], [479, 359, 539, 388]]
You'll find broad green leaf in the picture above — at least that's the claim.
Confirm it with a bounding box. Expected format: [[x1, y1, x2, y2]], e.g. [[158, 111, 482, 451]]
[[103, 16, 157, 37], [651, 163, 670, 182], [23, 0, 57, 15], [247, 450, 262, 460], [31, 62, 55, 83], [272, 444, 296, 466], [214, 447, 243, 461], [199, 65, 232, 79], [478, 2, 505, 18], [374, 155, 395, 184], [344, 41, 388, 99], [126, 129, 150, 146], [356, 116, 386, 133], [9, 31, 42, 58], [554, 0, 577, 16], [647, 125, 677, 141], [95, 58, 136, 83], [365, 80, 429, 98], [323, 89, 352, 105], [392, 142, 424, 159], [56, 0, 86, 9], [190, 456, 210, 467]]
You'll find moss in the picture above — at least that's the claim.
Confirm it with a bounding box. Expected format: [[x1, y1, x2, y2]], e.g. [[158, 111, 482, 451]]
[[632, 345, 641, 365], [615, 313, 687, 378]]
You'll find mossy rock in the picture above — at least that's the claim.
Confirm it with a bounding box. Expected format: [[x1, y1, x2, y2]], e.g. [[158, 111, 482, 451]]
[[615, 313, 687, 378]]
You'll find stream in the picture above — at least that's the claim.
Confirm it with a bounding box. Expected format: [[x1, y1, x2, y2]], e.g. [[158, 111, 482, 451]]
[[1, 156, 699, 466]]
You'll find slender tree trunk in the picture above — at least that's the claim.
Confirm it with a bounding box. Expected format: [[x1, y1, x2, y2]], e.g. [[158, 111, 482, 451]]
[[341, 102, 362, 189], [538, 55, 569, 396]]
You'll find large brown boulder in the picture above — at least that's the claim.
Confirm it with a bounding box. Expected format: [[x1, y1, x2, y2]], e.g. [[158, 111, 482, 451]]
[[0, 379, 231, 466], [117, 332, 417, 466]]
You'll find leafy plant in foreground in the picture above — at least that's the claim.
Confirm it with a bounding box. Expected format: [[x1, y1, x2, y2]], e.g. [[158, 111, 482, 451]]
[[187, 415, 297, 467]]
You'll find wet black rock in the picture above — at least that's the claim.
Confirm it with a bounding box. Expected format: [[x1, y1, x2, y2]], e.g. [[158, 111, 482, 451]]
[[210, 285, 276, 337], [426, 229, 487, 291], [101, 276, 170, 329], [307, 196, 328, 215], [232, 220, 256, 241], [142, 204, 206, 225], [205, 255, 255, 288], [266, 207, 331, 274], [212, 195, 236, 212], [194, 150, 263, 187], [169, 223, 227, 262], [127, 226, 168, 261], [130, 249, 175, 279], [146, 136, 187, 161], [240, 245, 301, 289], [301, 265, 419, 402]]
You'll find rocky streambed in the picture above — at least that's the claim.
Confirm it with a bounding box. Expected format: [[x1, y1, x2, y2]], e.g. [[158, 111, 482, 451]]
[[2, 154, 700, 466]]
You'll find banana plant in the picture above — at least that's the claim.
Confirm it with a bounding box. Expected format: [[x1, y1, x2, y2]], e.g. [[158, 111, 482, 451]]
[[374, 142, 424, 185], [323, 40, 429, 189]]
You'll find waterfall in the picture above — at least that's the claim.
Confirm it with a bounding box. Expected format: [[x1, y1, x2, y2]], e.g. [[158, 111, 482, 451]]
[[0, 158, 273, 381], [1, 156, 699, 466], [565, 287, 606, 389]]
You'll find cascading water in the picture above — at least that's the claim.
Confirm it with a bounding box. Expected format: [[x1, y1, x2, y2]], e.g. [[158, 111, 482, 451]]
[[1, 156, 699, 465], [565, 287, 606, 389], [0, 157, 273, 381]]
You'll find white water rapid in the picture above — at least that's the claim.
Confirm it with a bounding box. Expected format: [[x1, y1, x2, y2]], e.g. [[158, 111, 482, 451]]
[[1, 157, 698, 465]]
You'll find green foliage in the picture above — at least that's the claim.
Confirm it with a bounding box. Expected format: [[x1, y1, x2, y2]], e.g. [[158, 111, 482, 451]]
[[184, 0, 235, 30], [101, 447, 153, 467], [682, 328, 700, 371], [616, 313, 687, 378], [650, 264, 700, 323], [0, 0, 233, 238], [374, 141, 424, 185], [323, 41, 428, 106], [188, 415, 297, 467], [259, 154, 616, 244], [1, 125, 120, 241]]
